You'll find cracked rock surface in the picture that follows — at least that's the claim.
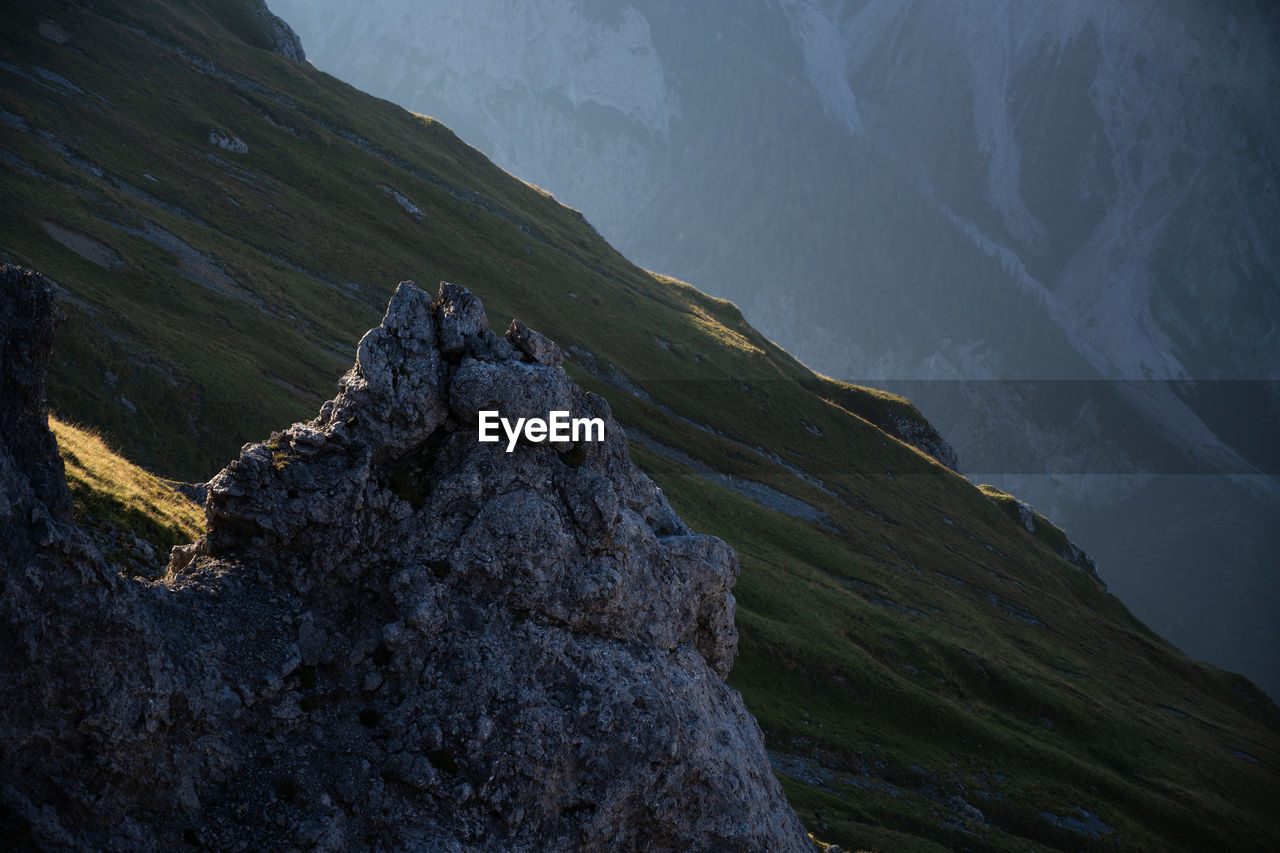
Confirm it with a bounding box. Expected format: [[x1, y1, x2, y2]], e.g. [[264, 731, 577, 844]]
[[0, 270, 810, 852]]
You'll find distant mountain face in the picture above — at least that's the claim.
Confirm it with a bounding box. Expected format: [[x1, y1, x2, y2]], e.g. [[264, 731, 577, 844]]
[[812, 0, 1280, 385], [272, 0, 1280, 694], [277, 0, 675, 240], [276, 0, 1280, 384], [271, 0, 1280, 483]]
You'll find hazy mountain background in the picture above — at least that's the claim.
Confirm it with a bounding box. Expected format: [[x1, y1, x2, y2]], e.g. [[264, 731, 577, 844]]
[[270, 0, 1280, 695]]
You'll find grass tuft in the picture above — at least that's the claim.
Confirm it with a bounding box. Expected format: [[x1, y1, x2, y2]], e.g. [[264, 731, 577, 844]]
[[51, 415, 203, 571]]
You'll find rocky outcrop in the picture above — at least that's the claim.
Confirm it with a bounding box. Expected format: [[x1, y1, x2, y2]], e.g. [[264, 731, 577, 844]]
[[885, 409, 958, 471], [981, 484, 1101, 582], [208, 130, 249, 154], [247, 0, 306, 62], [0, 270, 810, 851]]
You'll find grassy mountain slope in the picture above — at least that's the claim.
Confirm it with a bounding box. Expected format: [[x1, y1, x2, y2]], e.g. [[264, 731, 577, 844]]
[[1, 1, 1277, 850]]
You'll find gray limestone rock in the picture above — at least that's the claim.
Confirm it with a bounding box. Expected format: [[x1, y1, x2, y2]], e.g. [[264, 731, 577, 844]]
[[246, 0, 306, 62], [436, 280, 489, 355], [208, 129, 249, 154], [507, 317, 563, 367], [888, 411, 959, 471], [0, 274, 811, 852]]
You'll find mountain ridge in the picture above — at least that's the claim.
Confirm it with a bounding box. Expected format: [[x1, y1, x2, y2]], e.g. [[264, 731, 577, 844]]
[[272, 0, 1280, 698]]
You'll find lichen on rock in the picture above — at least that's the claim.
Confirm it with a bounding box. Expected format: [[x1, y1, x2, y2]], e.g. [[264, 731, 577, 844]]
[[1, 272, 811, 851]]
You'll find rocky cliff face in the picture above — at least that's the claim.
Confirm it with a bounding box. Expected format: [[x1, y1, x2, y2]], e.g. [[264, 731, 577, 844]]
[[0, 266, 809, 851]]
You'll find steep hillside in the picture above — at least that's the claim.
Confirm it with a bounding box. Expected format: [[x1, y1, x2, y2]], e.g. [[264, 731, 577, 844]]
[[1, 1, 1277, 850], [275, 0, 1280, 697]]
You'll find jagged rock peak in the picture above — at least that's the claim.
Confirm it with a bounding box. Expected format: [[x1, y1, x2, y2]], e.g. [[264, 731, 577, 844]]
[[3, 277, 811, 851], [181, 279, 751, 677]]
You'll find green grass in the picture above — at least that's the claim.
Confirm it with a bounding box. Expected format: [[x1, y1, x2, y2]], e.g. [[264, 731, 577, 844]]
[[51, 415, 203, 573], [2, 2, 1277, 849]]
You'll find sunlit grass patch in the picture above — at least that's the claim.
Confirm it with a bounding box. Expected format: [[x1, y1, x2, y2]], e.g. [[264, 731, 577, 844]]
[[51, 415, 203, 556]]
